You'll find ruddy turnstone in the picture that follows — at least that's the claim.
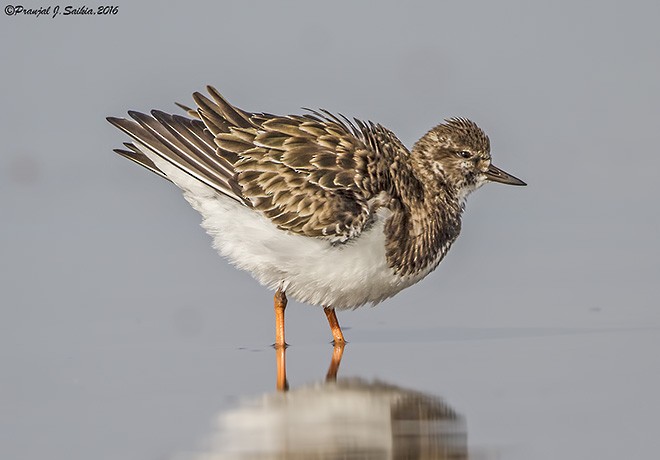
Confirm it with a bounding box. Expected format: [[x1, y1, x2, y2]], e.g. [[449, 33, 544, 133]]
[[107, 86, 525, 347]]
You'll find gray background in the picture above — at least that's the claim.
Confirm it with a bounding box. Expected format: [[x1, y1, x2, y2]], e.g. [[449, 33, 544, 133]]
[[2, 1, 659, 459]]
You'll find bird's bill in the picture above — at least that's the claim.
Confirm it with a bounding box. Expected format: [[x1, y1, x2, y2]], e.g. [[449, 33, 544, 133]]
[[485, 164, 527, 186]]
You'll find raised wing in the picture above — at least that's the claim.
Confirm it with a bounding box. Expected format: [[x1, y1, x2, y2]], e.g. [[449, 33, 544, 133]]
[[108, 86, 394, 242]]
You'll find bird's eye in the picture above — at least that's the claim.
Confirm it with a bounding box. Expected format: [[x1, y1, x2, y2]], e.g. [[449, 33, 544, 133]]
[[457, 150, 472, 159]]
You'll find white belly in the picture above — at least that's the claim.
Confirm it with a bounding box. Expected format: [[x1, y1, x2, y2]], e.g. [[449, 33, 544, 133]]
[[196, 193, 426, 309]]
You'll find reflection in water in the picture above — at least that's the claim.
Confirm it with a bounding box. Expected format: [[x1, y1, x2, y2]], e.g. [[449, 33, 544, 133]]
[[179, 346, 467, 459]]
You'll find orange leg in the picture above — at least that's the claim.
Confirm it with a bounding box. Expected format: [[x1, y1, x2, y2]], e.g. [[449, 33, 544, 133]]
[[274, 288, 288, 348], [325, 343, 345, 382], [324, 306, 346, 345], [275, 343, 289, 391]]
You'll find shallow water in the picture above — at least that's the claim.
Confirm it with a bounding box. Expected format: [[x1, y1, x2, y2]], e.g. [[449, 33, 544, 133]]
[[4, 319, 658, 460]]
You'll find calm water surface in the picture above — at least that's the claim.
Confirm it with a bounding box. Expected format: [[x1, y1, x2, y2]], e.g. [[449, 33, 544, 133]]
[[3, 322, 657, 460]]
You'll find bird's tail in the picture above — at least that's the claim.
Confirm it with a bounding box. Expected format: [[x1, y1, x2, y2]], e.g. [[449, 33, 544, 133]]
[[106, 86, 252, 205]]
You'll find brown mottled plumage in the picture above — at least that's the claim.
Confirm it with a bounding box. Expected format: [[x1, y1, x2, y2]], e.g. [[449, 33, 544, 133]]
[[107, 86, 525, 345]]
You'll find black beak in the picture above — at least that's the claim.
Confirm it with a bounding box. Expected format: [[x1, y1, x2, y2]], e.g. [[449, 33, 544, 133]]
[[485, 164, 527, 186]]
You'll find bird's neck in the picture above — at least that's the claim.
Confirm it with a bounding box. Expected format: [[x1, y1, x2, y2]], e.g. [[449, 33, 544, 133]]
[[380, 160, 464, 277], [404, 155, 464, 216]]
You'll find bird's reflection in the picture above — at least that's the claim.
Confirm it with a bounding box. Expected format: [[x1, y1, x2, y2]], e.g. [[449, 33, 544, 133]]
[[181, 345, 467, 459]]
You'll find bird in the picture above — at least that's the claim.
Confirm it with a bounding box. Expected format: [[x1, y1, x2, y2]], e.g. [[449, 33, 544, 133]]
[[107, 86, 526, 347]]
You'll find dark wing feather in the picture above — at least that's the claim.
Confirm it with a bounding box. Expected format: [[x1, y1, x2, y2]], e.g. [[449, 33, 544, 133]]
[[113, 142, 170, 181], [214, 113, 377, 241], [106, 112, 246, 204], [108, 86, 399, 242]]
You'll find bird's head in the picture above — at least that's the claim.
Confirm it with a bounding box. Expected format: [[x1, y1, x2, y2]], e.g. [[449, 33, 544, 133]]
[[412, 118, 526, 202]]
